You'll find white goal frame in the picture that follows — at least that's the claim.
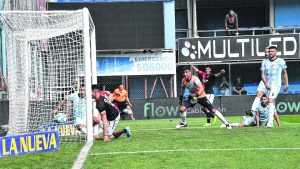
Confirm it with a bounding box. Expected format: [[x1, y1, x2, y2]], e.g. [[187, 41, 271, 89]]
[[0, 8, 97, 142]]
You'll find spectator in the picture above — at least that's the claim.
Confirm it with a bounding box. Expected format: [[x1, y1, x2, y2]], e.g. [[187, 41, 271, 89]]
[[219, 76, 230, 96], [0, 70, 8, 99], [225, 9, 239, 36], [232, 76, 247, 95]]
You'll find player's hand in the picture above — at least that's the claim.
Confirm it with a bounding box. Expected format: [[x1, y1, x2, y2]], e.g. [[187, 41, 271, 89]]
[[220, 69, 225, 74], [103, 135, 110, 142], [282, 86, 288, 94], [189, 94, 199, 104]]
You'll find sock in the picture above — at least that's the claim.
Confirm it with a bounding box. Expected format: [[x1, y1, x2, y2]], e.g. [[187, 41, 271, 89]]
[[112, 129, 125, 139], [206, 114, 211, 124], [231, 123, 240, 128], [251, 97, 261, 111], [180, 111, 187, 124], [214, 111, 229, 125], [267, 103, 275, 126]]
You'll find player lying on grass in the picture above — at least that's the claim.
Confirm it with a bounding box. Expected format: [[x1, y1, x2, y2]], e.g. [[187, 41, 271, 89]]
[[176, 67, 232, 129], [92, 84, 131, 142], [51, 84, 101, 135], [220, 94, 281, 128]]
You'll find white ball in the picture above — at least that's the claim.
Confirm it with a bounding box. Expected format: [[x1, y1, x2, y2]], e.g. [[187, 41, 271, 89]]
[[54, 112, 67, 124]]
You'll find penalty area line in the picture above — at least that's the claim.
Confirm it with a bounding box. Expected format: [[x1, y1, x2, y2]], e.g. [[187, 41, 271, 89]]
[[88, 147, 300, 156]]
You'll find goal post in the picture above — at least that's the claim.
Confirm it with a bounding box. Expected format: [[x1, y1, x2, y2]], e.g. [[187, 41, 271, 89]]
[[0, 8, 96, 142]]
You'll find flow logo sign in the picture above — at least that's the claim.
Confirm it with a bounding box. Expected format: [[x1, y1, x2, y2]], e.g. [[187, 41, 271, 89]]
[[178, 34, 300, 62]]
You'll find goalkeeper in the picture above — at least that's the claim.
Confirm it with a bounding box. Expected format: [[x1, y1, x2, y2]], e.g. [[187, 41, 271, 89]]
[[176, 68, 232, 129], [51, 84, 101, 135], [220, 94, 281, 128]]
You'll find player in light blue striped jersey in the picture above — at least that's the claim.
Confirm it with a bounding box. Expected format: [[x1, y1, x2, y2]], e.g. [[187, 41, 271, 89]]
[[260, 46, 288, 127], [220, 94, 281, 128]]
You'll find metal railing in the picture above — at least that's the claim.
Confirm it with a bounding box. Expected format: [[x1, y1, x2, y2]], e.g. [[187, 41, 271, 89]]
[[176, 26, 300, 39]]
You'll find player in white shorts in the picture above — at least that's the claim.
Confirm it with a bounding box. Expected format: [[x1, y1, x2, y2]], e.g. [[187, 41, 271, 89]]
[[92, 85, 131, 142], [260, 46, 288, 127], [221, 94, 281, 128], [250, 47, 270, 112]]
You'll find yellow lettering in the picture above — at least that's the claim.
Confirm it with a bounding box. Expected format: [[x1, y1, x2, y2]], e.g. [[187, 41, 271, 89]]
[[2, 139, 10, 155], [42, 134, 49, 149], [28, 136, 35, 152], [70, 125, 75, 136], [66, 125, 71, 136], [20, 137, 28, 153], [49, 133, 57, 149], [35, 135, 43, 151], [10, 138, 18, 154], [61, 126, 66, 136]]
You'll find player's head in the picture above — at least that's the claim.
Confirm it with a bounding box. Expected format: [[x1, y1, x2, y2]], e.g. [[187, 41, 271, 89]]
[[229, 9, 234, 16], [78, 84, 86, 98], [205, 66, 211, 74], [265, 47, 270, 58], [118, 84, 124, 90], [183, 67, 192, 81], [268, 46, 277, 59], [261, 94, 268, 105], [91, 84, 100, 99]]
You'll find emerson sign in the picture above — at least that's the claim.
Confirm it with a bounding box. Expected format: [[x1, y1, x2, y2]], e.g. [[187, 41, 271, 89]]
[[178, 34, 300, 62], [97, 52, 176, 76]]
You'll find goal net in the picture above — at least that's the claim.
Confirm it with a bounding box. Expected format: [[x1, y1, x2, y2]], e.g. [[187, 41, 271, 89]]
[[0, 9, 96, 142]]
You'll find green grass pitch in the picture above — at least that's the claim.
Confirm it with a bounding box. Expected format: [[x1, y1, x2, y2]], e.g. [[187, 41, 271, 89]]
[[1, 115, 300, 169]]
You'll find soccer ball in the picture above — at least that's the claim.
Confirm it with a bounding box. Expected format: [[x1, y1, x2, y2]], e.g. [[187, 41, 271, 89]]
[[54, 112, 67, 124]]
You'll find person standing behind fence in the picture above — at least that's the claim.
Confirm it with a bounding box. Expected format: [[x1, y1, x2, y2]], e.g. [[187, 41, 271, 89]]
[[113, 84, 135, 120], [225, 9, 239, 36]]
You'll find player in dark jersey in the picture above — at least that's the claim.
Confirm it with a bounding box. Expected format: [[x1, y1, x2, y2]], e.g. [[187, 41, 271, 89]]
[[92, 85, 131, 142], [189, 62, 225, 126]]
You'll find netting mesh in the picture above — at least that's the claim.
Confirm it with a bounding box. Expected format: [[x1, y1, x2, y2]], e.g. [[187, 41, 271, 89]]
[[0, 10, 93, 142]]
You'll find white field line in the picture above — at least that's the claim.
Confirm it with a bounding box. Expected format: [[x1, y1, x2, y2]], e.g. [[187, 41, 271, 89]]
[[118, 121, 177, 125], [89, 147, 300, 156], [131, 126, 215, 131], [72, 141, 93, 169]]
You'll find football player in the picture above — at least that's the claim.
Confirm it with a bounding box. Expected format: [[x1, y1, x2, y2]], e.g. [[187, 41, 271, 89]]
[[221, 94, 281, 128], [176, 67, 232, 129], [92, 85, 131, 142]]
